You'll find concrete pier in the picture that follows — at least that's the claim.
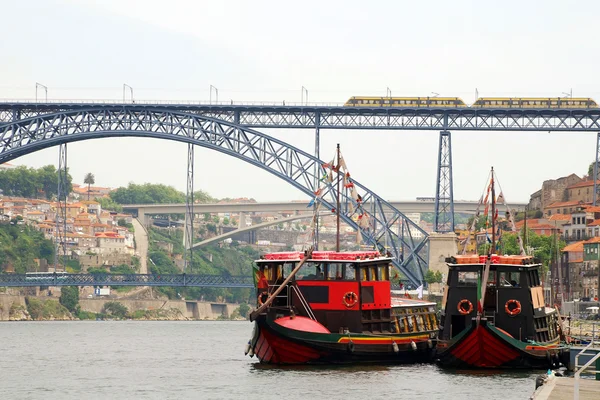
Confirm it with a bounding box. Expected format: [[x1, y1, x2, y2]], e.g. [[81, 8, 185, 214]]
[[531, 377, 600, 399]]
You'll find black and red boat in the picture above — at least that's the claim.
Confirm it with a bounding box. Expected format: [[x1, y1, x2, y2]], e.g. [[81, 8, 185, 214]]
[[246, 250, 438, 365], [436, 254, 569, 369], [436, 168, 569, 369]]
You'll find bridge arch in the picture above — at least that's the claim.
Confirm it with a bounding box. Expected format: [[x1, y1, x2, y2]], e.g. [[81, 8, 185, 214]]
[[0, 107, 429, 285]]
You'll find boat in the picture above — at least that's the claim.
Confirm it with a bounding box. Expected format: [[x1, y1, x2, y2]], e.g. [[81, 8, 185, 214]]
[[246, 250, 438, 364], [435, 168, 570, 369]]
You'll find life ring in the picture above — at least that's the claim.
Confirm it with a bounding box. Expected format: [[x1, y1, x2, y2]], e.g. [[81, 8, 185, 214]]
[[347, 340, 355, 353], [343, 292, 358, 308], [457, 299, 473, 315], [505, 299, 521, 316], [257, 291, 267, 307]]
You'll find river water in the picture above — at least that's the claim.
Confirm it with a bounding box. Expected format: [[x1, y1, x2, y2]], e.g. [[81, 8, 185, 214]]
[[0, 321, 541, 399]]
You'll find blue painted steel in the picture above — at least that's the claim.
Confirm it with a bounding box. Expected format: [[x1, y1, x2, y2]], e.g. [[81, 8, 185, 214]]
[[0, 273, 411, 290], [434, 131, 454, 232], [0, 273, 254, 288], [2, 103, 600, 131], [0, 108, 428, 285]]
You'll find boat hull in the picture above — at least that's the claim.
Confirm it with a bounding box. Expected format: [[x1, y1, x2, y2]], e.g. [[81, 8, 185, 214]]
[[436, 320, 568, 369], [251, 315, 435, 365]]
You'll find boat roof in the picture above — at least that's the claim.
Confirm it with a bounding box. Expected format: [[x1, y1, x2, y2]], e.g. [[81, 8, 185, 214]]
[[256, 250, 391, 263], [446, 254, 540, 268]]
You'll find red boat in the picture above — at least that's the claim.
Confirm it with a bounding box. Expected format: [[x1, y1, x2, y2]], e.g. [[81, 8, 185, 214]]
[[246, 250, 438, 365]]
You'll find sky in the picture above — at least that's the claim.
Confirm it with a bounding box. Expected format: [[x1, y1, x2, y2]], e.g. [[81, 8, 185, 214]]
[[1, 0, 599, 203]]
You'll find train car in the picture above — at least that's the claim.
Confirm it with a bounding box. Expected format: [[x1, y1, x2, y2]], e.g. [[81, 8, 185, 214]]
[[344, 97, 467, 108], [472, 97, 598, 109]]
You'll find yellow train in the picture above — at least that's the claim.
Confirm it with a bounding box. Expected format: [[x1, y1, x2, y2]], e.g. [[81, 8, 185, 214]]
[[344, 96, 599, 109], [344, 96, 466, 107]]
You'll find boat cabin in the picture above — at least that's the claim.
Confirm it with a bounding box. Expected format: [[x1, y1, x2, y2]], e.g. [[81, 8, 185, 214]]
[[440, 255, 559, 344], [255, 251, 436, 335]]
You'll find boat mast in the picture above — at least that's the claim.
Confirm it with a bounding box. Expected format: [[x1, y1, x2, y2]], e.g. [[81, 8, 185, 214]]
[[491, 167, 496, 254], [336, 143, 341, 252]]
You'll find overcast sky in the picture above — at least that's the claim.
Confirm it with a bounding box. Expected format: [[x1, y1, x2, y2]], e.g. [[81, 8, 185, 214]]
[[1, 0, 599, 203]]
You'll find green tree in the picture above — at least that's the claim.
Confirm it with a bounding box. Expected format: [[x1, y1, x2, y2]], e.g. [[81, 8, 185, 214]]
[[102, 301, 128, 319], [206, 223, 217, 234], [110, 183, 187, 204], [589, 161, 599, 178], [223, 217, 230, 225], [84, 172, 95, 200], [59, 286, 80, 314], [238, 303, 250, 318]]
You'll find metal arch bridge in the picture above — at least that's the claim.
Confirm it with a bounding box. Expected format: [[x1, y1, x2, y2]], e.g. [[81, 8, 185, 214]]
[[0, 107, 429, 285], [0, 273, 255, 288], [3, 101, 600, 130]]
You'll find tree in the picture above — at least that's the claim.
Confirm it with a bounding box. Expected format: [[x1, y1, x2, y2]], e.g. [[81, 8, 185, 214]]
[[102, 301, 128, 319], [60, 286, 80, 314], [84, 172, 95, 200], [238, 303, 250, 318], [589, 161, 599, 178], [223, 217, 230, 225]]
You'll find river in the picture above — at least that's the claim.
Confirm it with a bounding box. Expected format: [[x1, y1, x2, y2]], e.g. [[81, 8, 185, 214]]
[[0, 321, 541, 399]]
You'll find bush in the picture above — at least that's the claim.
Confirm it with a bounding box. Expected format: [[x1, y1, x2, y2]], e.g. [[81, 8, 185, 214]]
[[59, 286, 80, 314], [102, 301, 129, 319], [77, 310, 97, 320]]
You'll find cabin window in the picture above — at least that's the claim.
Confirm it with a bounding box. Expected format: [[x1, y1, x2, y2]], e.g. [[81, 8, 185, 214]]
[[499, 271, 521, 287], [458, 271, 479, 286], [295, 262, 325, 280], [360, 267, 368, 282], [528, 270, 541, 286], [369, 266, 378, 281], [378, 265, 389, 281]]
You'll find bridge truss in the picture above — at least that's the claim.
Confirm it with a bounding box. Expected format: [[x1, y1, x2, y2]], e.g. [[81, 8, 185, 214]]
[[2, 103, 600, 131], [0, 107, 428, 285], [0, 273, 254, 288]]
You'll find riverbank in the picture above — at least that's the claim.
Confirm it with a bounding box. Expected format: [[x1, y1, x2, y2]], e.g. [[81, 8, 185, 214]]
[[0, 294, 247, 321]]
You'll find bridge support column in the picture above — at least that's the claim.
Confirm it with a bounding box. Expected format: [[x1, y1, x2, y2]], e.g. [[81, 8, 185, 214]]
[[184, 143, 194, 272], [428, 232, 457, 294], [238, 212, 246, 229], [434, 130, 455, 233], [54, 143, 68, 271], [314, 112, 320, 249], [594, 132, 600, 206]]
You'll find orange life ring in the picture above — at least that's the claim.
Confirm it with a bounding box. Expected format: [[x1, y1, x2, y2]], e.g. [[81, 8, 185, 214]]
[[505, 299, 521, 316], [257, 292, 267, 307], [457, 299, 473, 315], [343, 292, 358, 308]]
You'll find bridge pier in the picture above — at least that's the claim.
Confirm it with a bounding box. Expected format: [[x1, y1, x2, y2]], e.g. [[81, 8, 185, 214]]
[[434, 129, 455, 233], [428, 232, 458, 294]]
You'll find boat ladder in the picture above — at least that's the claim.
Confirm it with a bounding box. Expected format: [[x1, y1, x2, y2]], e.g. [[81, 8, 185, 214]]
[[573, 322, 600, 400], [484, 310, 495, 325]]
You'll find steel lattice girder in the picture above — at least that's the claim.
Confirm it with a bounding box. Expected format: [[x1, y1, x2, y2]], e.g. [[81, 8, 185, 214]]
[[434, 131, 454, 233], [3, 103, 600, 131], [0, 108, 429, 285], [0, 273, 254, 288]]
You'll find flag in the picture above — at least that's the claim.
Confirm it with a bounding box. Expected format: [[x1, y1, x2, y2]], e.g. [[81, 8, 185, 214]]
[[252, 266, 260, 287], [494, 208, 499, 222], [319, 172, 328, 182], [339, 155, 347, 171], [307, 198, 315, 208], [486, 233, 492, 243], [497, 192, 505, 204], [417, 284, 424, 300]]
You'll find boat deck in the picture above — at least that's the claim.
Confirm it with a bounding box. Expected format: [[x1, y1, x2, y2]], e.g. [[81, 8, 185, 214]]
[[531, 377, 600, 400]]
